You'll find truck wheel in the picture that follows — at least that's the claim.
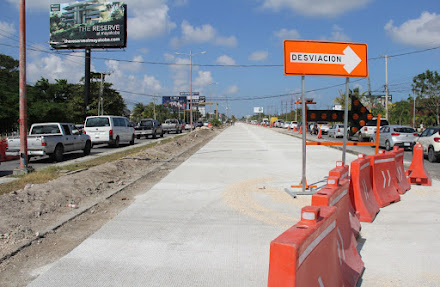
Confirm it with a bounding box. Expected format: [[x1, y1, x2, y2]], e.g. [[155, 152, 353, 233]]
[[53, 144, 64, 162], [83, 141, 91, 155], [130, 135, 135, 145], [358, 134, 364, 142], [112, 137, 120, 148], [136, 135, 141, 139], [152, 132, 157, 139], [160, 131, 164, 138], [428, 146, 438, 162], [385, 140, 391, 151]]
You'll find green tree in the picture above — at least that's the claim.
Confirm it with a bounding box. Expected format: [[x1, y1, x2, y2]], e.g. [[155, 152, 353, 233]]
[[412, 70, 440, 125], [0, 54, 19, 134], [389, 100, 410, 125]]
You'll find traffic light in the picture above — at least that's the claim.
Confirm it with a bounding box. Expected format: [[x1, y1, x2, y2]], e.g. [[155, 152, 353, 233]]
[[307, 110, 344, 122], [349, 96, 373, 136]]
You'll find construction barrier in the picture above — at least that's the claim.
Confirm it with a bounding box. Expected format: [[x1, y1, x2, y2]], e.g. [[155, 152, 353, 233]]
[[312, 177, 364, 287], [268, 206, 342, 287], [0, 140, 19, 162], [390, 147, 411, 193], [349, 154, 380, 222], [406, 143, 432, 186], [328, 162, 361, 237], [367, 151, 401, 207]]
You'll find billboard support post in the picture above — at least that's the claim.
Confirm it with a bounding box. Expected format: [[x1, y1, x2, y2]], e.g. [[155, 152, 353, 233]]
[[85, 48, 91, 116]]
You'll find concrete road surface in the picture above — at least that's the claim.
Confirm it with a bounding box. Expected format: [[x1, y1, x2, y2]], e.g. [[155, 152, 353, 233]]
[[28, 123, 440, 286]]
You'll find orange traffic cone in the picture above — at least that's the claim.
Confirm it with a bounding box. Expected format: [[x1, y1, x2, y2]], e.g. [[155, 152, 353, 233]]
[[293, 125, 297, 132], [406, 143, 432, 186], [317, 128, 322, 139], [298, 126, 303, 134], [288, 126, 291, 131]]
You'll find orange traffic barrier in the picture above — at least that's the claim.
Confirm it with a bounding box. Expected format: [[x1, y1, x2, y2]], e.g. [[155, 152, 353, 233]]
[[367, 151, 401, 207], [328, 161, 361, 237], [298, 126, 302, 134], [312, 177, 364, 287], [317, 128, 322, 139], [1, 140, 19, 162], [268, 206, 342, 287], [406, 143, 432, 186], [349, 154, 380, 222], [389, 147, 411, 193]]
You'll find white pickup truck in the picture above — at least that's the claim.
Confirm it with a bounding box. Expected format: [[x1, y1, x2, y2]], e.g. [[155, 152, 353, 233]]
[[162, 119, 182, 134], [6, 122, 92, 162]]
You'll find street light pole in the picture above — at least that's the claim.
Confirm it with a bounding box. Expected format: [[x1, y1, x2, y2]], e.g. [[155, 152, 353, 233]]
[[175, 50, 206, 130]]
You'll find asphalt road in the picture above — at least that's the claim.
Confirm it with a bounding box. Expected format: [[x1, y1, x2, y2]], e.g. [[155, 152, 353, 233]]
[[0, 130, 188, 178], [274, 126, 440, 181]]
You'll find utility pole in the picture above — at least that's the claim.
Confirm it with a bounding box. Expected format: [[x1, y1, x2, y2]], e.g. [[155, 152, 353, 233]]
[[16, 0, 32, 174], [385, 55, 389, 119]]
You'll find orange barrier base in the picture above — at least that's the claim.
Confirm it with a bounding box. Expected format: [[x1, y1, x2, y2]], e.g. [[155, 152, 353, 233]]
[[291, 177, 317, 190]]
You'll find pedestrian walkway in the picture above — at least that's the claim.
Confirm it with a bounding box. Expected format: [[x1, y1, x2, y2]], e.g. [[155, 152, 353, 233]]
[[28, 123, 440, 286]]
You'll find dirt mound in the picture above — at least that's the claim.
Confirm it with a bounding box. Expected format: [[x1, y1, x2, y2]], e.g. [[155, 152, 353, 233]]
[[0, 127, 220, 262]]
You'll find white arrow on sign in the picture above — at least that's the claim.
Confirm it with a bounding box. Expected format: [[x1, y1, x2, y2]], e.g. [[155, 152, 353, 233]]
[[290, 46, 362, 74]]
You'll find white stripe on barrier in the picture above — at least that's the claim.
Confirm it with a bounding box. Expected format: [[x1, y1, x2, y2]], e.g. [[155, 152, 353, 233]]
[[318, 276, 325, 287], [381, 171, 386, 188], [375, 158, 394, 164], [361, 162, 370, 171], [330, 189, 348, 206], [396, 153, 403, 158], [387, 170, 392, 187], [341, 171, 348, 180], [337, 227, 345, 260], [298, 221, 336, 267]]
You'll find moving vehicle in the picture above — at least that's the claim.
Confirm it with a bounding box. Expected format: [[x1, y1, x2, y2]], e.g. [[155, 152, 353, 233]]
[[84, 116, 135, 147], [355, 118, 389, 142], [372, 125, 417, 151], [416, 126, 440, 162], [162, 119, 182, 134], [328, 124, 346, 138], [6, 122, 91, 162], [135, 119, 163, 139], [274, 119, 284, 128]]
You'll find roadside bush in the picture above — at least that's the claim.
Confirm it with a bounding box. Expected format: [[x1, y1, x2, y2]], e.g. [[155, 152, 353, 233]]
[[210, 119, 222, 127]]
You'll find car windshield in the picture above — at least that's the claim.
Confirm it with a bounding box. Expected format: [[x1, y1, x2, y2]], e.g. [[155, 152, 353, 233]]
[[394, 127, 415, 133], [366, 119, 389, 126], [85, 117, 110, 127], [140, 120, 153, 128]]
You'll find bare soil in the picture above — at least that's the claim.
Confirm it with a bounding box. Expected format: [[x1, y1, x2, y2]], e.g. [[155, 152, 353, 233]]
[[0, 127, 221, 287]]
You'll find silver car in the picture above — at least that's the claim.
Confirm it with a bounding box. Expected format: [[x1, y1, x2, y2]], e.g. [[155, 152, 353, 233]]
[[328, 124, 346, 138], [374, 125, 417, 151]]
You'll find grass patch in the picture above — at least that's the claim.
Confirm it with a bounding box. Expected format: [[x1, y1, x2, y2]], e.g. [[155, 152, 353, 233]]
[[0, 134, 186, 196]]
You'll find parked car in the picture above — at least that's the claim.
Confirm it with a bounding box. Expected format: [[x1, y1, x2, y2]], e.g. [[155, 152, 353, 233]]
[[195, 121, 204, 128], [372, 125, 417, 151], [135, 119, 163, 139], [328, 124, 346, 138], [84, 115, 135, 147], [162, 119, 182, 134], [416, 126, 440, 162], [355, 118, 390, 142], [274, 119, 284, 128], [289, 121, 298, 129], [178, 120, 187, 131], [6, 122, 91, 162]]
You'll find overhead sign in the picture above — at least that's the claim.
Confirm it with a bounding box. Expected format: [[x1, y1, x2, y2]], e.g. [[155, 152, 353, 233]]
[[254, 107, 264, 114], [284, 40, 368, 78], [50, 1, 127, 49]]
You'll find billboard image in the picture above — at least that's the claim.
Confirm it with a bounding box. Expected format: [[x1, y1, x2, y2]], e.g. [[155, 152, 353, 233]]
[[162, 96, 187, 110], [254, 107, 263, 114], [50, 1, 127, 49]]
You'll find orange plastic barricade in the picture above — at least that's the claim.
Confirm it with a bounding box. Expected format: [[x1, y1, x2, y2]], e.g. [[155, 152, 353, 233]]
[[349, 154, 380, 222], [406, 143, 432, 186], [329, 162, 361, 237], [367, 151, 401, 207], [389, 147, 411, 193], [268, 206, 342, 287], [312, 177, 364, 287]]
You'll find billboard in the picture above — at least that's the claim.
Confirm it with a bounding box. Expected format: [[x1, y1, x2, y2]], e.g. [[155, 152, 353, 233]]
[[179, 92, 205, 104], [254, 107, 263, 114], [162, 96, 187, 109], [50, 1, 127, 49]]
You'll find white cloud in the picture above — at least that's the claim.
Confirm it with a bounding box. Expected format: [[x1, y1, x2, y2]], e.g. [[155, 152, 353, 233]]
[[273, 28, 300, 39], [225, 85, 238, 95], [385, 11, 440, 48], [171, 20, 237, 48], [320, 24, 351, 42], [260, 0, 371, 17], [249, 50, 268, 62], [27, 49, 86, 84], [216, 55, 236, 65], [194, 71, 214, 87], [128, 3, 176, 40], [0, 21, 15, 40]]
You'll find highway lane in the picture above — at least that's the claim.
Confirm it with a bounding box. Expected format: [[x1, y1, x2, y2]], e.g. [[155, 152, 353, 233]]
[[0, 130, 188, 178]]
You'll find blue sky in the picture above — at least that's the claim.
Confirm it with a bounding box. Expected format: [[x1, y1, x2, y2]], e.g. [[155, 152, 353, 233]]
[[1, 0, 440, 118]]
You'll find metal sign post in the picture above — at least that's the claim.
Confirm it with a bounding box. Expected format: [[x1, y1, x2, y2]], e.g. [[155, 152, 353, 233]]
[[342, 77, 349, 164]]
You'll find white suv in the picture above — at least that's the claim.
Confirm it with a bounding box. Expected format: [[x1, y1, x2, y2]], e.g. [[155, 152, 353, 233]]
[[417, 127, 440, 162], [84, 116, 135, 147]]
